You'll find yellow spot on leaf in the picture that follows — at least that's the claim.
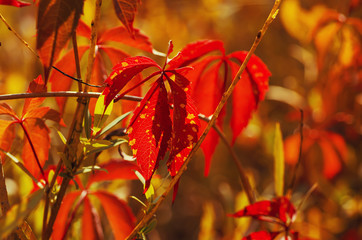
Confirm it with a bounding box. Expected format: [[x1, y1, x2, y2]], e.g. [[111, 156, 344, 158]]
[[140, 114, 146, 119], [122, 62, 129, 67], [180, 104, 185, 108], [187, 135, 194, 141], [132, 149, 137, 155], [129, 139, 136, 146], [110, 72, 118, 80], [187, 113, 195, 119], [192, 127, 197, 132]]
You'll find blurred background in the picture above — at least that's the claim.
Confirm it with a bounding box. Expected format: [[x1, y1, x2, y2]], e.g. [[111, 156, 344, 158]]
[[0, 0, 361, 239]]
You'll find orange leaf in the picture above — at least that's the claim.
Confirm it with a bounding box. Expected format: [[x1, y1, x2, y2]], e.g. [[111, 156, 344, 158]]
[[36, 0, 84, 80], [82, 197, 103, 240]]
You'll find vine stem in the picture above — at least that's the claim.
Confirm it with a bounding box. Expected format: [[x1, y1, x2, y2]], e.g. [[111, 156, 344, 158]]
[[43, 0, 103, 238], [0, 13, 40, 59], [126, 1, 281, 239], [213, 125, 255, 203], [0, 91, 142, 102]]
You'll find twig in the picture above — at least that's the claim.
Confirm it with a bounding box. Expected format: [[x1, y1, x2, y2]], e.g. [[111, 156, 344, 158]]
[[43, 0, 103, 238], [0, 91, 142, 102], [213, 125, 255, 203], [0, 13, 40, 59], [72, 32, 83, 92], [51, 66, 104, 88], [126, 1, 281, 239]]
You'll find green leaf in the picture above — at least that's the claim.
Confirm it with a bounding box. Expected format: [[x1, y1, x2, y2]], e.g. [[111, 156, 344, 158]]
[[80, 138, 127, 156], [273, 122, 285, 197], [95, 111, 132, 138], [93, 95, 114, 135], [84, 101, 92, 139], [0, 189, 44, 238], [134, 170, 154, 201]]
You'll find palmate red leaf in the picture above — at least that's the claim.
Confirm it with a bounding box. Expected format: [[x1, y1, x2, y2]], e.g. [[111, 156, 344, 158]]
[[92, 190, 135, 240], [86, 159, 140, 187], [0, 0, 31, 7], [167, 73, 200, 177], [128, 80, 172, 189], [229, 197, 296, 225], [52, 191, 81, 240], [103, 56, 160, 107], [36, 0, 84, 80], [228, 51, 270, 144], [112, 0, 139, 37]]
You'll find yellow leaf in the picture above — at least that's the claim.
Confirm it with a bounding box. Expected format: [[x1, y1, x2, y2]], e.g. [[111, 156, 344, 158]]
[[274, 122, 285, 197], [93, 94, 114, 135]]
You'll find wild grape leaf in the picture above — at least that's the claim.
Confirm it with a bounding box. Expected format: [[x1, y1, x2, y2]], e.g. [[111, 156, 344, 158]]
[[0, 76, 62, 178], [36, 0, 84, 80], [103, 44, 201, 194], [229, 197, 296, 226], [170, 40, 271, 175], [103, 56, 160, 107], [128, 80, 172, 189], [112, 0, 139, 36], [284, 130, 348, 179], [92, 191, 135, 240], [0, 119, 16, 162], [0, 0, 31, 7]]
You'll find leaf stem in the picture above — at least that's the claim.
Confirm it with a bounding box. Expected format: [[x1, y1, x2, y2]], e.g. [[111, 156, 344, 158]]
[[18, 120, 46, 181], [213, 125, 255, 203], [126, 1, 281, 239]]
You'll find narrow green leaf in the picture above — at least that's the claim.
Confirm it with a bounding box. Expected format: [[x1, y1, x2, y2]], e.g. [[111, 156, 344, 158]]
[[84, 101, 92, 139], [93, 95, 114, 135], [74, 166, 108, 175], [273, 122, 285, 197], [96, 111, 132, 138], [0, 189, 44, 238], [134, 170, 154, 201], [80, 138, 127, 156], [0, 150, 40, 187]]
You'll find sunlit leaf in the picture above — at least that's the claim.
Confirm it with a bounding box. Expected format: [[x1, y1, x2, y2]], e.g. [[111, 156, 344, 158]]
[[273, 122, 285, 197], [112, 0, 139, 36], [96, 111, 132, 138], [36, 0, 84, 79], [93, 94, 114, 135]]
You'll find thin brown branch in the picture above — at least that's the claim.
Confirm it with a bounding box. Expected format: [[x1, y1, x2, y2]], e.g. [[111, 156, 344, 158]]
[[43, 0, 103, 238], [126, 1, 281, 239], [0, 92, 142, 102], [72, 32, 82, 92], [0, 13, 39, 59], [213, 125, 255, 204]]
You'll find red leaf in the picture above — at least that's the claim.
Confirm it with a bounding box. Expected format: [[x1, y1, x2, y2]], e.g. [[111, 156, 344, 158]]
[[87, 159, 140, 188], [49, 46, 89, 113], [23, 75, 47, 115], [0, 102, 17, 116], [76, 19, 91, 39], [128, 80, 172, 189], [167, 74, 200, 177], [242, 231, 280, 240], [21, 118, 50, 178], [103, 56, 160, 107], [98, 26, 153, 53], [52, 191, 81, 240], [112, 0, 139, 36], [168, 40, 224, 69], [229, 197, 296, 226], [0, 0, 31, 7], [92, 191, 135, 240], [36, 0, 84, 80], [228, 52, 270, 144], [82, 197, 103, 240]]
